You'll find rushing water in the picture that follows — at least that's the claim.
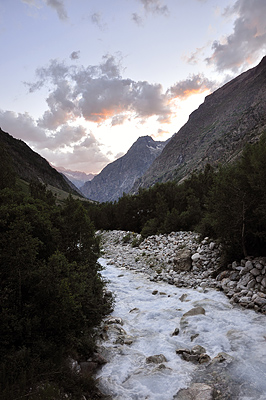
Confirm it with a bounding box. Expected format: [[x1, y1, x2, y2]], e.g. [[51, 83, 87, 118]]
[[96, 258, 266, 400]]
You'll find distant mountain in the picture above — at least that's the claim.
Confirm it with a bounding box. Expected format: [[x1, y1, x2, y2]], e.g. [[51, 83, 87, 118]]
[[0, 128, 81, 196], [56, 166, 96, 188], [80, 136, 168, 202], [132, 56, 266, 191]]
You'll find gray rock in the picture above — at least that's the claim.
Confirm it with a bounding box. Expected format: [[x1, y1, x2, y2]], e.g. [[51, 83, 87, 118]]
[[183, 306, 206, 317], [146, 354, 167, 364], [173, 248, 192, 272], [174, 383, 214, 400], [250, 268, 261, 276]]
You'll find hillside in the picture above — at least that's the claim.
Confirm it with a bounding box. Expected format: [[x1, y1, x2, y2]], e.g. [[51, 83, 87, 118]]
[[80, 135, 168, 202], [0, 128, 81, 196], [132, 56, 266, 191]]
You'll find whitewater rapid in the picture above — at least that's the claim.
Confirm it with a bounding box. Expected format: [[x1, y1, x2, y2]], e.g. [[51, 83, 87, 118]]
[[96, 258, 266, 400]]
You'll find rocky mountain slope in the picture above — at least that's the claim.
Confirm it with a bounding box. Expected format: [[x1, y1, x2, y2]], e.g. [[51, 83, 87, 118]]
[[132, 56, 266, 191], [0, 128, 80, 195], [80, 136, 168, 202]]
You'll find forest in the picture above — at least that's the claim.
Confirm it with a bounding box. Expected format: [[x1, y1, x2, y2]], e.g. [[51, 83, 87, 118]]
[[0, 145, 113, 399], [85, 132, 266, 264]]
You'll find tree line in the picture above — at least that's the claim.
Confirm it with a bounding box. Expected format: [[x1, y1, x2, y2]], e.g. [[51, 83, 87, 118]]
[[0, 145, 113, 399], [85, 132, 266, 264]]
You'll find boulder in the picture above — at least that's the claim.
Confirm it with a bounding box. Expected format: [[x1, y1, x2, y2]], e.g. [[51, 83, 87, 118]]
[[174, 383, 214, 400], [173, 248, 192, 272], [146, 354, 167, 364], [183, 306, 206, 317]]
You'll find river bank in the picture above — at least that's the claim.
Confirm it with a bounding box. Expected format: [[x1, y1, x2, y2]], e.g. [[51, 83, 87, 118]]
[[99, 230, 266, 314]]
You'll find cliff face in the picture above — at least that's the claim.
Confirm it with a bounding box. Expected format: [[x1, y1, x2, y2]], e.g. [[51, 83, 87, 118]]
[[80, 136, 168, 202], [132, 56, 266, 191]]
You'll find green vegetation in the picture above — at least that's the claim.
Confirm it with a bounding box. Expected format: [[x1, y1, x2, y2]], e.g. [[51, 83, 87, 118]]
[[85, 132, 266, 263], [0, 151, 113, 399]]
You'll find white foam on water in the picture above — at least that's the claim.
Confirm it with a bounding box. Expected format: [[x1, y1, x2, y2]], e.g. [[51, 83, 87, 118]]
[[96, 258, 266, 399]]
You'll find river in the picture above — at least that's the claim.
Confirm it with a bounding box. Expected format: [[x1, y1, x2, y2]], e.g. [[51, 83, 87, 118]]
[[95, 258, 266, 399]]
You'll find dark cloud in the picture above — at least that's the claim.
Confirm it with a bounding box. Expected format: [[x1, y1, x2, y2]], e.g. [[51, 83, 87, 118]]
[[26, 55, 172, 126], [70, 51, 80, 60], [167, 74, 217, 100], [206, 0, 266, 72]]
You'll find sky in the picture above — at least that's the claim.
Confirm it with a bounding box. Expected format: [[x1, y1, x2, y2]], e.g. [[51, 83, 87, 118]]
[[0, 0, 265, 174]]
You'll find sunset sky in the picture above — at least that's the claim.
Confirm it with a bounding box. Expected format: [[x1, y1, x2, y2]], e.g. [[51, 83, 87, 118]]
[[0, 0, 265, 173]]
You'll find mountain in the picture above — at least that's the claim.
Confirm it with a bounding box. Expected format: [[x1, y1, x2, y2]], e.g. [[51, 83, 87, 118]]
[[0, 128, 81, 196], [56, 167, 96, 188], [132, 56, 266, 191], [80, 136, 168, 202]]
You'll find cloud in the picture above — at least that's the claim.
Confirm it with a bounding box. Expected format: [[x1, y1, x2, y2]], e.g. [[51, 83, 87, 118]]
[[70, 51, 80, 60], [132, 13, 144, 26], [0, 109, 109, 173], [22, 0, 67, 20], [42, 139, 109, 173], [137, 0, 169, 16], [111, 114, 128, 126], [91, 12, 107, 31], [25, 55, 172, 126], [0, 110, 47, 144], [152, 128, 169, 139], [167, 74, 217, 100], [206, 0, 266, 72], [183, 46, 208, 65]]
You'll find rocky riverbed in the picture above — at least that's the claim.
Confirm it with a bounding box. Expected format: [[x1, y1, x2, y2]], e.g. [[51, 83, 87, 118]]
[[99, 230, 266, 314], [95, 230, 266, 399]]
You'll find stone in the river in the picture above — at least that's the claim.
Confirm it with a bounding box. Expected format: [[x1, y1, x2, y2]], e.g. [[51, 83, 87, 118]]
[[183, 306, 206, 317], [146, 354, 167, 364], [172, 327, 180, 336], [179, 293, 188, 302], [191, 345, 206, 355], [174, 383, 214, 400]]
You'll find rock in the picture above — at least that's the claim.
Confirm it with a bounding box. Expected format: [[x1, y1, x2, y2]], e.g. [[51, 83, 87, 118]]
[[261, 277, 266, 288], [172, 327, 180, 336], [106, 317, 123, 325], [146, 354, 167, 364], [92, 353, 107, 365], [173, 248, 192, 272], [80, 361, 98, 376], [174, 383, 214, 400], [115, 335, 134, 345], [183, 306, 206, 317], [211, 352, 234, 364], [179, 293, 188, 302], [199, 353, 211, 363], [250, 268, 261, 276], [191, 252, 201, 262], [191, 345, 206, 355]]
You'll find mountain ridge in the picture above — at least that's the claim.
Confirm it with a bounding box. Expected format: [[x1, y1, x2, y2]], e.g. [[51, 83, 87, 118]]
[[80, 135, 168, 202], [131, 56, 266, 191]]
